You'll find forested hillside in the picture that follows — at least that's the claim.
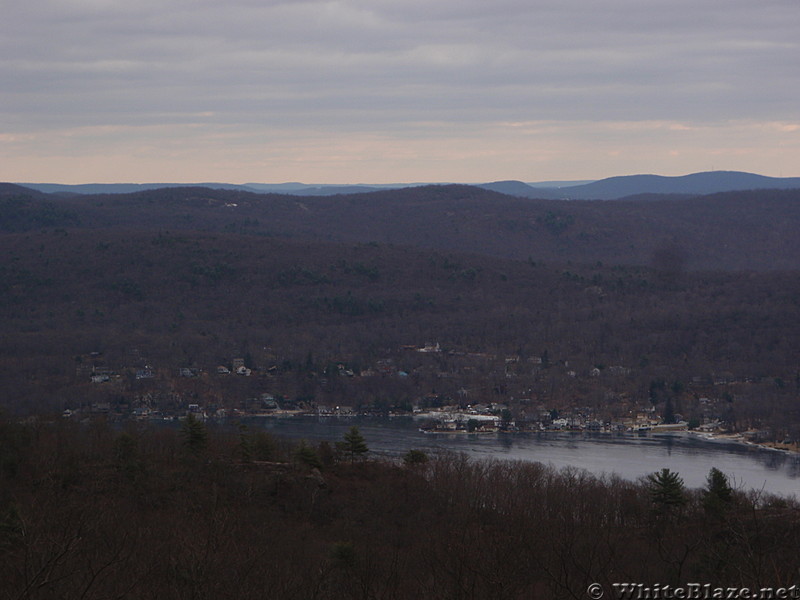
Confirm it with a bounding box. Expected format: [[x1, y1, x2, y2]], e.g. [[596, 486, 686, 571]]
[[2, 182, 800, 433], [4, 184, 800, 270], [1, 228, 799, 439]]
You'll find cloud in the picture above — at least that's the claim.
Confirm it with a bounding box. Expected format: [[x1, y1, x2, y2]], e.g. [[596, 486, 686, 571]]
[[1, 0, 799, 181]]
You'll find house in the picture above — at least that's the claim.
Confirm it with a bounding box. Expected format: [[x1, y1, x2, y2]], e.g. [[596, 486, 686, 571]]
[[337, 364, 355, 377], [259, 394, 278, 410], [417, 342, 441, 353], [743, 430, 771, 443], [713, 372, 735, 385], [697, 421, 722, 432]]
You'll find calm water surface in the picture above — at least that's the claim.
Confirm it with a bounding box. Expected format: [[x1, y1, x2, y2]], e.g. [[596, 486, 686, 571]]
[[251, 415, 800, 499]]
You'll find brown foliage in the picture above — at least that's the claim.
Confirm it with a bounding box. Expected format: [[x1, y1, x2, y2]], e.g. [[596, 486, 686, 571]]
[[1, 419, 799, 599]]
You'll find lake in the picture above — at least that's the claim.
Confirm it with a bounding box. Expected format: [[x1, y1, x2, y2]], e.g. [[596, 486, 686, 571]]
[[248, 415, 800, 499]]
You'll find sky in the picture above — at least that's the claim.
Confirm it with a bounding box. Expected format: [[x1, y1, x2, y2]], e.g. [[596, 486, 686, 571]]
[[2, 0, 799, 184]]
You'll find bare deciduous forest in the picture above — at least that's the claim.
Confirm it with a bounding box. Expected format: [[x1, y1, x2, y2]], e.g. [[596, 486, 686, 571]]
[[1, 417, 798, 599]]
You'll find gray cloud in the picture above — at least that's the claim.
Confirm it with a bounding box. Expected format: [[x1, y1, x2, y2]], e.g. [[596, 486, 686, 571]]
[[2, 0, 799, 182]]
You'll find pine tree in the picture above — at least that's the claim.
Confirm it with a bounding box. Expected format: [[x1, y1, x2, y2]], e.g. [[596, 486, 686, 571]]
[[403, 449, 429, 466], [295, 440, 322, 469], [337, 426, 368, 462], [180, 413, 208, 457], [646, 468, 686, 515], [702, 467, 733, 516]]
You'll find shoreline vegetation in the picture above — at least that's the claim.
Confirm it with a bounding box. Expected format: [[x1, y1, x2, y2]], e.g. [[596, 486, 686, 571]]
[[1, 415, 798, 599]]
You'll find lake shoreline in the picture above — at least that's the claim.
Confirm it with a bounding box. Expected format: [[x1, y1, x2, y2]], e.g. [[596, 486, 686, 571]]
[[688, 430, 800, 454]]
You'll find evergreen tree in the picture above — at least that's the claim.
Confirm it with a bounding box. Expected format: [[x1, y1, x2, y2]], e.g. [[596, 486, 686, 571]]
[[702, 467, 733, 516], [646, 468, 686, 514], [663, 398, 676, 424], [295, 440, 322, 469], [403, 449, 429, 466], [337, 426, 368, 462], [180, 413, 208, 457]]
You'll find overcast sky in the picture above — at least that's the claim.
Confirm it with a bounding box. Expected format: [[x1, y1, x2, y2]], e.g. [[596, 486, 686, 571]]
[[2, 0, 799, 184]]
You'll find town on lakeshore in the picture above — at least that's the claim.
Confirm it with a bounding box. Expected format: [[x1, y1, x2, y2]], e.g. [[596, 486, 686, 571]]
[[62, 341, 798, 453]]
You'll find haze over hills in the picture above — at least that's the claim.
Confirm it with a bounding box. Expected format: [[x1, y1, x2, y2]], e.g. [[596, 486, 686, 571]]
[[17, 170, 800, 200]]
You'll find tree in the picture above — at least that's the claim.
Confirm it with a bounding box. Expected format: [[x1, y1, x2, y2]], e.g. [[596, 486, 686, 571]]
[[112, 432, 143, 481], [663, 398, 676, 424], [646, 468, 686, 514], [239, 425, 276, 463], [403, 449, 429, 466], [337, 426, 368, 462], [702, 467, 733, 517], [180, 413, 208, 457], [295, 440, 322, 469]]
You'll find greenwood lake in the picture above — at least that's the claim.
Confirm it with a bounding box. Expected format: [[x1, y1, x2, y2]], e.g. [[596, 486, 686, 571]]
[[245, 415, 800, 499]]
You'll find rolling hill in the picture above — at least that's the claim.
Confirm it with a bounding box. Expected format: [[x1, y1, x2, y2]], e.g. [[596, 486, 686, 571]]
[[479, 171, 800, 199], [4, 183, 800, 270]]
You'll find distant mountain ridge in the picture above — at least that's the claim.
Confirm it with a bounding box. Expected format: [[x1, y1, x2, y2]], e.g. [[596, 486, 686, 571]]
[[18, 182, 419, 196], [18, 171, 800, 199], [480, 171, 800, 200], [19, 182, 256, 195]]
